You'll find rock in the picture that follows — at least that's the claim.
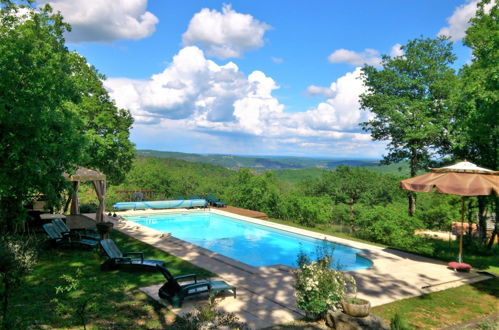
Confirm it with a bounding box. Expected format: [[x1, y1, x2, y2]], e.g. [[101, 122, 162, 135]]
[[325, 310, 389, 330]]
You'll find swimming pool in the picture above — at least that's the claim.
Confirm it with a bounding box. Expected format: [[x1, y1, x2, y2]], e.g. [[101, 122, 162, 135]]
[[125, 212, 372, 271]]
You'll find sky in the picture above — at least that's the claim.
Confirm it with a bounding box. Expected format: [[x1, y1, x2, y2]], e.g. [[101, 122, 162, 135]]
[[38, 0, 488, 158]]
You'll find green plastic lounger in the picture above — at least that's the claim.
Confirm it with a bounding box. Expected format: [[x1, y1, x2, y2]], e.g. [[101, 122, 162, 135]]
[[206, 195, 226, 208], [52, 218, 100, 241], [157, 265, 236, 308], [100, 239, 165, 271], [42, 223, 98, 250]]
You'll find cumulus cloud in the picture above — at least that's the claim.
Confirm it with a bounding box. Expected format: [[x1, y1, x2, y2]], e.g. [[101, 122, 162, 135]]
[[105, 46, 378, 155], [438, 0, 494, 41], [40, 0, 158, 43], [328, 48, 382, 67], [390, 43, 404, 57], [182, 4, 271, 59]]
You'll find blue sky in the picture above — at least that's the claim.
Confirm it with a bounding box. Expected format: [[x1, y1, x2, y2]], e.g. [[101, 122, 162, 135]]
[[40, 0, 484, 158]]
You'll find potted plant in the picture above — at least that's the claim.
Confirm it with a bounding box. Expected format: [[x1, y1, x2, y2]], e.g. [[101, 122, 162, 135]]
[[341, 296, 371, 317]]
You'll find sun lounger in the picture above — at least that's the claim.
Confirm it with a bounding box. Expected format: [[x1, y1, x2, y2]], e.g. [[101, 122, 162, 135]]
[[42, 223, 98, 249], [100, 239, 165, 271], [52, 218, 100, 240], [157, 265, 236, 307]]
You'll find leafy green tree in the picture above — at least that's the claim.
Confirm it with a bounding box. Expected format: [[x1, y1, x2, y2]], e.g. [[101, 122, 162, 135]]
[[452, 0, 498, 246], [226, 169, 281, 216], [68, 52, 135, 185], [0, 1, 83, 232], [359, 37, 458, 216]]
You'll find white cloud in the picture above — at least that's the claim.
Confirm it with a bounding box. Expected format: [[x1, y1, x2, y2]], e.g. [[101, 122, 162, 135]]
[[306, 85, 336, 98], [40, 0, 158, 43], [182, 4, 271, 59], [390, 43, 404, 57], [438, 0, 494, 41], [106, 47, 380, 156], [271, 57, 284, 63], [328, 48, 382, 67]]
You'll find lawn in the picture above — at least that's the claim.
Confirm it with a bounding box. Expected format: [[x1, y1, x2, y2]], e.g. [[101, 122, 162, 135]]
[[6, 231, 214, 329], [372, 277, 499, 329]]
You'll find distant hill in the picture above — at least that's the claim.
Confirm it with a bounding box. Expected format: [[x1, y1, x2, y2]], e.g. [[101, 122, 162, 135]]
[[136, 149, 380, 170]]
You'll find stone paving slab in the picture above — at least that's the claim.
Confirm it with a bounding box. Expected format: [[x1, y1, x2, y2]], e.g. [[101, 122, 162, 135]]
[[101, 210, 493, 329]]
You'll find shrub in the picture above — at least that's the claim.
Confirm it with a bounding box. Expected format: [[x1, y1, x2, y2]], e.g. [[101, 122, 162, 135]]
[[0, 235, 38, 329], [355, 204, 424, 249], [79, 203, 98, 213], [293, 247, 356, 319], [279, 195, 332, 227]]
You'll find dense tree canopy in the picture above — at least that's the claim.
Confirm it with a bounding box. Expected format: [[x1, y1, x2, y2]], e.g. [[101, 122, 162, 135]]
[[0, 2, 83, 231], [0, 1, 134, 232], [360, 37, 458, 215]]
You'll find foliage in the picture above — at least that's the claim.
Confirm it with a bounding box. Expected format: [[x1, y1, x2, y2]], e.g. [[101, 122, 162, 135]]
[[0, 235, 38, 329], [170, 296, 247, 330], [414, 193, 460, 230], [0, 1, 134, 231], [51, 268, 99, 330], [0, 1, 84, 232], [68, 52, 135, 185], [360, 37, 458, 215], [354, 204, 425, 249], [5, 231, 213, 329], [279, 194, 332, 227], [390, 313, 413, 330], [225, 169, 281, 217], [293, 246, 356, 319]]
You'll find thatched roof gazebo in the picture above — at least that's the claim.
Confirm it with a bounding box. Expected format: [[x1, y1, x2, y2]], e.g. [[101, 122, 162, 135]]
[[64, 167, 106, 223]]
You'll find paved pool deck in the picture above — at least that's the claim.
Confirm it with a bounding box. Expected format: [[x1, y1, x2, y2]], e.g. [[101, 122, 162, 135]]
[[103, 209, 492, 329]]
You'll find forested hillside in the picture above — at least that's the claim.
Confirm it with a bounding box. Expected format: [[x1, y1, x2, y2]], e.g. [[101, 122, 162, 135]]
[[137, 149, 380, 170]]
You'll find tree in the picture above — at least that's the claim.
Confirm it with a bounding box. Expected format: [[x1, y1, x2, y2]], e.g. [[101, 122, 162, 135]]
[[453, 0, 498, 246], [68, 52, 135, 185], [359, 37, 458, 216], [0, 1, 135, 232], [0, 1, 83, 232]]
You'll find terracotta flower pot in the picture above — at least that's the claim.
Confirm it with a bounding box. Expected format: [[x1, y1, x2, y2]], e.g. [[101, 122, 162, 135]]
[[341, 297, 371, 317]]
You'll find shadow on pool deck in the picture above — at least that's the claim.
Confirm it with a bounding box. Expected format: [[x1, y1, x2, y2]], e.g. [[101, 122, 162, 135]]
[[91, 212, 491, 329]]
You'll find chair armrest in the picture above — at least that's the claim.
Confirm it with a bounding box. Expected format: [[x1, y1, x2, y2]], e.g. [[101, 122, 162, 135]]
[[123, 252, 144, 262], [174, 274, 198, 283]]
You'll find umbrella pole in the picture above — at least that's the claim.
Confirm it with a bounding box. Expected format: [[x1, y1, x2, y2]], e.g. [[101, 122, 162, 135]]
[[458, 197, 465, 263]]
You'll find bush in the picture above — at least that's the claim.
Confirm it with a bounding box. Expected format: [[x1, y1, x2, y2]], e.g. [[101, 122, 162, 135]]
[[279, 195, 332, 227], [293, 246, 356, 319], [355, 204, 424, 249], [79, 203, 97, 213]]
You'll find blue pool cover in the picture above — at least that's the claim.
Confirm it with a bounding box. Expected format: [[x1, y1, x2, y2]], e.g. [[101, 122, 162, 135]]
[[113, 199, 207, 210]]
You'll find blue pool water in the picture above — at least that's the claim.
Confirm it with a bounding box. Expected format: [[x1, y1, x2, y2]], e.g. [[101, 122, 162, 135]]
[[125, 212, 372, 271]]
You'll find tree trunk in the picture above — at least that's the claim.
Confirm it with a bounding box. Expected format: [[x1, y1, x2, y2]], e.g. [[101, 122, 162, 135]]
[[408, 148, 418, 216], [486, 197, 498, 250], [349, 201, 355, 233], [477, 196, 488, 244], [408, 193, 416, 217]]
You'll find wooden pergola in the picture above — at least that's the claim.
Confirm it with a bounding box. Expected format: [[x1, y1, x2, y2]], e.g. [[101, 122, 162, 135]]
[[63, 167, 106, 223]]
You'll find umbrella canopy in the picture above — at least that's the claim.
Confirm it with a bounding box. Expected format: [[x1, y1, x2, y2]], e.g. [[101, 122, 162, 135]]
[[400, 160, 498, 263]]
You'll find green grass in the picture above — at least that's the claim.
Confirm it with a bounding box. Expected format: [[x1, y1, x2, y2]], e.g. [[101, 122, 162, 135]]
[[6, 231, 213, 329], [372, 277, 499, 329]]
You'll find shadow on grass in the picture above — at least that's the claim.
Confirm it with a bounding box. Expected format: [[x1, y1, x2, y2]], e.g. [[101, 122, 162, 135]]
[[7, 230, 212, 329]]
